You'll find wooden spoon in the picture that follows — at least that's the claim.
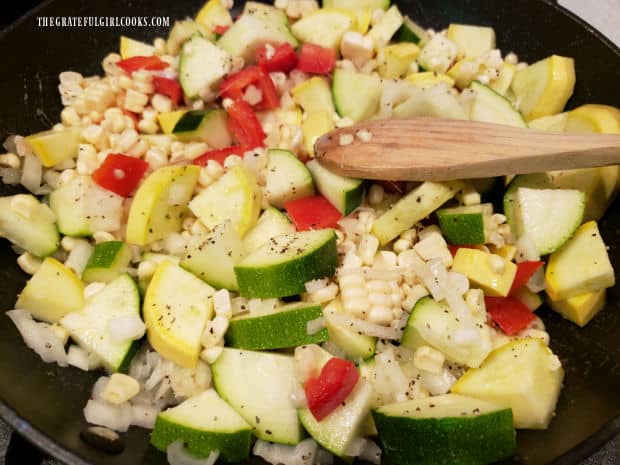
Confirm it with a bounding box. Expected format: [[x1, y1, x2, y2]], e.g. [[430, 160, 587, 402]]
[[314, 118, 620, 181]]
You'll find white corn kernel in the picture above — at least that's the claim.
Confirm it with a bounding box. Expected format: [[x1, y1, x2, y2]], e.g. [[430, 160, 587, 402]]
[[343, 298, 369, 318], [61, 236, 80, 251], [153, 37, 167, 55], [309, 283, 339, 303], [101, 373, 141, 404], [201, 346, 224, 364], [17, 252, 42, 275], [367, 305, 393, 325], [393, 238, 412, 254], [367, 184, 384, 206], [339, 133, 354, 146], [206, 160, 224, 179], [214, 289, 232, 319], [60, 107, 81, 126], [341, 287, 368, 301], [465, 289, 486, 315], [358, 234, 379, 265], [366, 280, 389, 293], [145, 147, 167, 169], [413, 345, 445, 374], [76, 144, 100, 175], [138, 118, 159, 134], [224, 154, 242, 168], [414, 233, 453, 267], [81, 124, 105, 145], [58, 169, 77, 186], [102, 53, 122, 76], [198, 168, 214, 188], [124, 89, 149, 113], [505, 52, 518, 65], [368, 292, 392, 307], [151, 93, 173, 113], [117, 128, 139, 152]]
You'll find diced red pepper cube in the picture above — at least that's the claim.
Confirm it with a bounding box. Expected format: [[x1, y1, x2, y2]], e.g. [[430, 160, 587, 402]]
[[509, 261, 544, 294], [485, 296, 536, 336], [226, 99, 265, 149], [153, 76, 183, 106], [257, 42, 299, 73], [193, 146, 249, 166], [116, 55, 168, 73], [297, 44, 336, 74], [304, 358, 360, 421], [284, 195, 343, 231], [92, 153, 149, 197]]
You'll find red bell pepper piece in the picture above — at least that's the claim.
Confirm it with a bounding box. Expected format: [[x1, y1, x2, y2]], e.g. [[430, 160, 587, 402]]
[[297, 44, 336, 74], [153, 76, 183, 106], [214, 24, 230, 35], [193, 145, 249, 166], [116, 55, 168, 74], [257, 43, 299, 73], [226, 99, 265, 148], [304, 358, 360, 421], [509, 261, 544, 294], [284, 196, 343, 231], [485, 296, 536, 336], [219, 66, 280, 110], [92, 153, 149, 197]]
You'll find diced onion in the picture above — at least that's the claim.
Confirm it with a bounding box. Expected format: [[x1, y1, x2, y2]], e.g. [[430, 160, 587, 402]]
[[91, 376, 110, 401], [254, 438, 320, 465], [108, 314, 146, 342], [67, 345, 91, 371], [0, 168, 22, 184], [326, 312, 402, 340], [344, 438, 367, 457], [64, 241, 94, 276], [83, 399, 132, 432], [20, 154, 42, 193], [167, 441, 219, 465], [526, 267, 546, 293], [306, 317, 325, 335], [168, 183, 188, 206], [359, 440, 381, 465], [130, 404, 159, 429], [420, 369, 456, 395], [7, 310, 68, 366]]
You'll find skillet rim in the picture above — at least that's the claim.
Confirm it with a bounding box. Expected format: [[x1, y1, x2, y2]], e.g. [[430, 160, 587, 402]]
[[0, 0, 618, 464]]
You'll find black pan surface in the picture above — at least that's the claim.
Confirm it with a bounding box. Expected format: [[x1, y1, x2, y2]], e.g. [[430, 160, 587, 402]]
[[0, 1, 618, 464]]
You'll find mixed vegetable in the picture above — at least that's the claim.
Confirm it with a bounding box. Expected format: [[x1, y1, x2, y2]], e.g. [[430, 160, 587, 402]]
[[1, 0, 619, 464]]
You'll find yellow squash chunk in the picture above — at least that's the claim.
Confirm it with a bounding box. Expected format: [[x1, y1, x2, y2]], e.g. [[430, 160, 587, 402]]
[[144, 262, 214, 368], [195, 0, 233, 30], [528, 112, 568, 131], [25, 127, 81, 167], [291, 77, 335, 115], [188, 164, 261, 238], [354, 9, 372, 34], [565, 104, 620, 134], [405, 71, 455, 89], [490, 244, 517, 261], [548, 289, 606, 327], [377, 43, 420, 79], [545, 221, 615, 301], [291, 8, 355, 49], [302, 111, 335, 157], [446, 24, 496, 59], [368, 5, 403, 49], [158, 110, 187, 134], [451, 248, 517, 297], [276, 108, 303, 127], [489, 62, 516, 96], [452, 339, 564, 429], [120, 36, 154, 59], [16, 258, 84, 323], [510, 55, 575, 121], [126, 165, 200, 246], [447, 58, 483, 89]]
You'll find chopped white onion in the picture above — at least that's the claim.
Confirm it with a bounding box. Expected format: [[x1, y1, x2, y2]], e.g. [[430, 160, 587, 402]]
[[526, 267, 546, 293], [7, 310, 68, 366], [447, 271, 469, 295], [20, 154, 42, 193], [325, 311, 402, 340], [420, 369, 456, 395], [108, 314, 146, 342], [130, 403, 159, 429], [91, 376, 110, 401], [64, 241, 94, 276], [167, 441, 219, 465], [0, 168, 22, 184], [306, 317, 325, 335], [67, 345, 91, 371], [305, 278, 329, 294], [168, 183, 188, 206], [344, 438, 367, 457], [254, 438, 320, 465], [359, 440, 381, 465], [83, 399, 132, 432]]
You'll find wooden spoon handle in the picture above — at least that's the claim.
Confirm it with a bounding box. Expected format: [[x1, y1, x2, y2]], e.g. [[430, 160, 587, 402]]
[[314, 118, 620, 181]]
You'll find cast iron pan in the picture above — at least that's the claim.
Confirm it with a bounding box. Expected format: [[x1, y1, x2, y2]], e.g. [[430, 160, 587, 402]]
[[0, 1, 619, 464]]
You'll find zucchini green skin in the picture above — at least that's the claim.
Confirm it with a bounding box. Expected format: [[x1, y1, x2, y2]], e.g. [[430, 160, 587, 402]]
[[436, 210, 485, 245], [372, 408, 516, 465], [173, 110, 209, 133], [234, 231, 338, 298], [117, 340, 142, 375], [225, 305, 328, 350], [150, 417, 251, 462]]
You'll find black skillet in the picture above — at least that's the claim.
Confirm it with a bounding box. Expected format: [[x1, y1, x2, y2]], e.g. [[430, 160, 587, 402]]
[[0, 1, 619, 464]]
